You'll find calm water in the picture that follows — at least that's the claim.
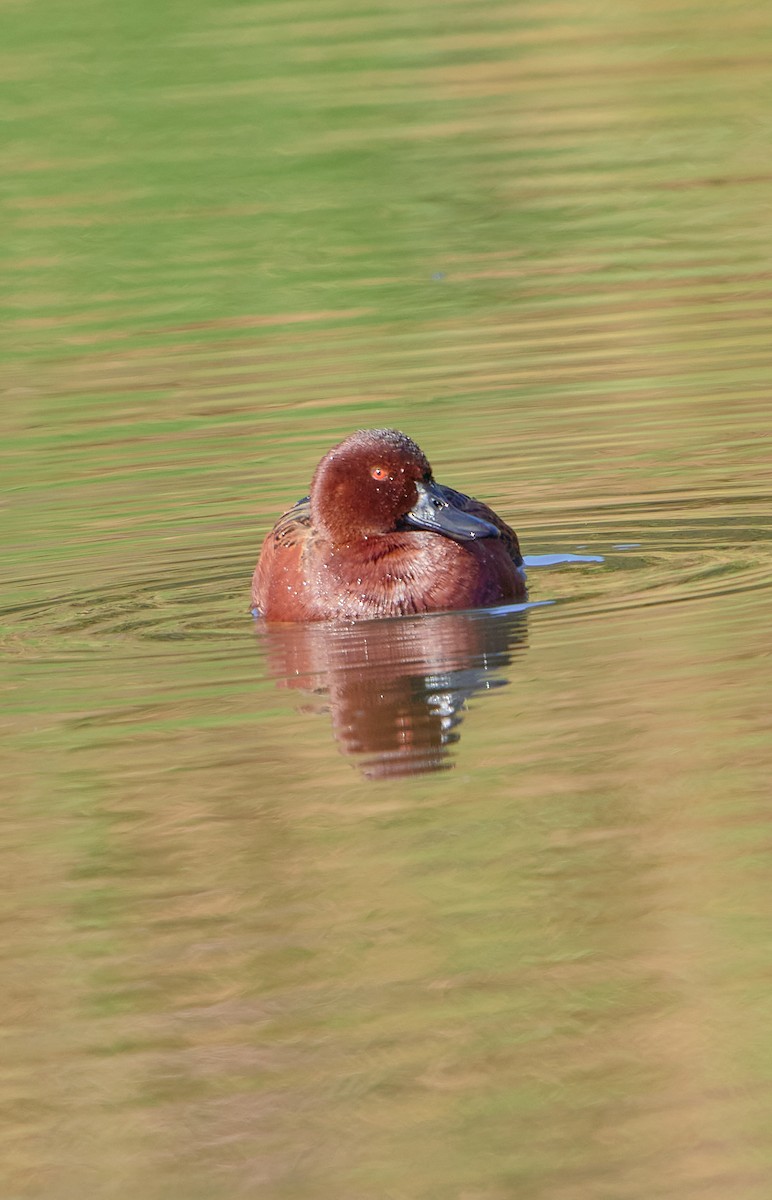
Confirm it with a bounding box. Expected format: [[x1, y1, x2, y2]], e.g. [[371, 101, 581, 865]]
[[4, 0, 772, 1196]]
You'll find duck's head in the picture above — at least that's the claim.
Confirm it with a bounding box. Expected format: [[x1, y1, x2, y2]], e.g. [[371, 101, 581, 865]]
[[310, 428, 500, 545]]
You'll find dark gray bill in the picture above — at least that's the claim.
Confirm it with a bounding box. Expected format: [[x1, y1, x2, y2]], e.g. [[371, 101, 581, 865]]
[[401, 481, 500, 541]]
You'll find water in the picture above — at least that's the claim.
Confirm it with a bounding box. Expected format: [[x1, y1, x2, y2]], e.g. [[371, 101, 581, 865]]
[[3, 0, 772, 1196]]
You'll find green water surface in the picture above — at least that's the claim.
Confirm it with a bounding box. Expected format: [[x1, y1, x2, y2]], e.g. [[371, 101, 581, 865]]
[[3, 1, 772, 1197]]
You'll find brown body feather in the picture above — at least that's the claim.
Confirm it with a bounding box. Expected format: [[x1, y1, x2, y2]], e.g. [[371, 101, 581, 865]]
[[253, 486, 525, 622]]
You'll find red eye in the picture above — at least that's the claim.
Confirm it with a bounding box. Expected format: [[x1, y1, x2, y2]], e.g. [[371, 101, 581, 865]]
[[370, 466, 387, 480]]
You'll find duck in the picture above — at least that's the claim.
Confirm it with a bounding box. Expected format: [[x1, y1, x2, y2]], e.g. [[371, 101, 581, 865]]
[[252, 428, 526, 622]]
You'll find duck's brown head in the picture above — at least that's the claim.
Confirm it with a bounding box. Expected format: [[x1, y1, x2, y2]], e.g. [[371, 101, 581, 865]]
[[310, 429, 499, 545]]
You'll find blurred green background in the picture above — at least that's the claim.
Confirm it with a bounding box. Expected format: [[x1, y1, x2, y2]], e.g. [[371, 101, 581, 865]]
[[3, 1, 772, 1197]]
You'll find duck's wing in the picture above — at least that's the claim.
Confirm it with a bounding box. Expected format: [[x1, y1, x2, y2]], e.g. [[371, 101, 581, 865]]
[[437, 484, 523, 567], [269, 495, 312, 548], [252, 496, 312, 614]]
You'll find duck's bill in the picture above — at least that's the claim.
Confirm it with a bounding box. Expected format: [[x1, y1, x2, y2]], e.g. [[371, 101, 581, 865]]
[[402, 481, 500, 542]]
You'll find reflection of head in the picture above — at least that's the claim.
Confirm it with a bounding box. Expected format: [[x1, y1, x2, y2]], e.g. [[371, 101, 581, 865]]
[[259, 608, 529, 779]]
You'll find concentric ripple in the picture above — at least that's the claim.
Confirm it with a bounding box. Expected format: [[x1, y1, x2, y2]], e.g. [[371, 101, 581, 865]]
[[4, 493, 769, 652]]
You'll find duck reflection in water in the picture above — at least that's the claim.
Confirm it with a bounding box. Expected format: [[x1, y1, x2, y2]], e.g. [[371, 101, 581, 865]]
[[258, 607, 529, 779]]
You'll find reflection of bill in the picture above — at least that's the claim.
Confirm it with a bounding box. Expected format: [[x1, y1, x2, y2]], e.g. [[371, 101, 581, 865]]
[[258, 607, 530, 779]]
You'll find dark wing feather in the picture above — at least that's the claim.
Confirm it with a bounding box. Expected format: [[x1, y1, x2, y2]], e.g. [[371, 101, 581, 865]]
[[270, 495, 312, 548]]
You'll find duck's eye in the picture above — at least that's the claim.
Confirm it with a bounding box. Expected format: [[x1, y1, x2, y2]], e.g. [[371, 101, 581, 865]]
[[370, 466, 388, 480]]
